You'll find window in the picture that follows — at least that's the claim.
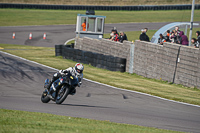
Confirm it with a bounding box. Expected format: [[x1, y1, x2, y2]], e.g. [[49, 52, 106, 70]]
[[88, 17, 95, 32], [96, 18, 103, 32]]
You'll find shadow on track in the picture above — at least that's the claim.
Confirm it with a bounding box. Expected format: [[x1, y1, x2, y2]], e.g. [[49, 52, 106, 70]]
[[56, 103, 114, 109]]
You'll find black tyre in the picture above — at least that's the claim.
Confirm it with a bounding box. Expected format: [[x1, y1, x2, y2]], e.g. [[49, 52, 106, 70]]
[[55, 44, 63, 49], [41, 91, 50, 103], [56, 85, 70, 104], [55, 52, 62, 56]]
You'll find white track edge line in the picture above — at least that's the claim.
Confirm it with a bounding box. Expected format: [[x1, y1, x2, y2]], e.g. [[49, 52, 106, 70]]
[[1, 50, 200, 108]]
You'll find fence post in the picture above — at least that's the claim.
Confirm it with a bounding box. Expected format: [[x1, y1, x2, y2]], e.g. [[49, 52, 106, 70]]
[[129, 43, 135, 74]]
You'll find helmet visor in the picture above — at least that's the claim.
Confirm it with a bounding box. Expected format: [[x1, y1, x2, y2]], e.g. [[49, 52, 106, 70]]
[[77, 69, 83, 73]]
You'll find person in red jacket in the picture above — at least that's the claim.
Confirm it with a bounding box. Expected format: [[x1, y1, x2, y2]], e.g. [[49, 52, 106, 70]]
[[109, 29, 119, 41]]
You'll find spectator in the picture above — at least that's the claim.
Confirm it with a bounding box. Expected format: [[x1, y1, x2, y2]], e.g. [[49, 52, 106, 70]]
[[139, 29, 150, 42], [109, 31, 119, 42], [177, 31, 189, 46], [118, 31, 128, 43], [165, 30, 171, 42], [173, 30, 179, 43], [144, 28, 148, 33], [109, 33, 114, 40], [191, 38, 199, 48], [113, 27, 119, 36], [109, 28, 119, 40], [158, 34, 166, 45], [196, 31, 200, 45], [109, 30, 115, 39], [170, 30, 176, 43], [144, 28, 150, 41], [81, 19, 87, 31], [175, 26, 180, 34]]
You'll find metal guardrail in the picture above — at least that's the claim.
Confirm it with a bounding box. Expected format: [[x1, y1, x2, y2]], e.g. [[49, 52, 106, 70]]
[[0, 3, 200, 11]]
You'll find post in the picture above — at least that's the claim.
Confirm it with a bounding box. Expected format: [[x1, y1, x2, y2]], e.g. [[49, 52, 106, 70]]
[[189, 0, 195, 46], [129, 42, 135, 74]]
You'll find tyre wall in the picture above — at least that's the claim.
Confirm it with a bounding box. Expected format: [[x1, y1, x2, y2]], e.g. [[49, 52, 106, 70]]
[[1, 3, 200, 11], [55, 45, 126, 72]]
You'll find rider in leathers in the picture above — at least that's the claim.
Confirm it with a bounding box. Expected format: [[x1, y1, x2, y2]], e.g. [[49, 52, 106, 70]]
[[47, 63, 84, 95]]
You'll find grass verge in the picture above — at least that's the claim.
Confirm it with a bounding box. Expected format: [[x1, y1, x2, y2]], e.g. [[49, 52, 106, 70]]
[[0, 43, 200, 106], [0, 109, 184, 133], [0, 9, 200, 26]]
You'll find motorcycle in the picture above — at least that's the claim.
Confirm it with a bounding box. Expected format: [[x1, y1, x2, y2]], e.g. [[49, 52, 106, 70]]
[[41, 73, 79, 104]]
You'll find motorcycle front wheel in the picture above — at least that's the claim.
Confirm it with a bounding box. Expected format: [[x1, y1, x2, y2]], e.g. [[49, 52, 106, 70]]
[[41, 90, 50, 103], [56, 85, 70, 104]]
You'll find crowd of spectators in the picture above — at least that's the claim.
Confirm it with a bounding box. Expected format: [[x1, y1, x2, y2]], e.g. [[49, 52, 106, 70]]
[[107, 26, 200, 48], [157, 26, 200, 48], [108, 27, 128, 43]]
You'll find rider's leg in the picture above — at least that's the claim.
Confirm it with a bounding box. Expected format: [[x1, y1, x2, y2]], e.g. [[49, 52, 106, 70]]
[[47, 72, 60, 91], [69, 89, 76, 95]]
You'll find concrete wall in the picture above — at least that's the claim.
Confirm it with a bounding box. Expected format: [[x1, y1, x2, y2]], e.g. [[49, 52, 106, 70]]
[[133, 40, 180, 83], [134, 40, 200, 88], [75, 37, 200, 88], [175, 46, 200, 88], [75, 37, 132, 72]]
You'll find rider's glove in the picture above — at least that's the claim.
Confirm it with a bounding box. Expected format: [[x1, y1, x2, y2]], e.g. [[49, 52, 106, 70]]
[[59, 70, 65, 76], [78, 82, 82, 87]]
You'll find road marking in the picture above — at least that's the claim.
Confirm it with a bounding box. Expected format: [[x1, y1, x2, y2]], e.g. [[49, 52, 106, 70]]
[[0, 50, 200, 108]]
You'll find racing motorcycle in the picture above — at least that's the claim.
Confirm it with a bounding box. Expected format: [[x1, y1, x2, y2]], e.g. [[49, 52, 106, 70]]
[[41, 73, 79, 104]]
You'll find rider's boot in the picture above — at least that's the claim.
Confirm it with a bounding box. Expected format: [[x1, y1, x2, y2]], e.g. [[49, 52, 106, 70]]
[[47, 80, 53, 91], [47, 75, 58, 91], [70, 89, 76, 95]]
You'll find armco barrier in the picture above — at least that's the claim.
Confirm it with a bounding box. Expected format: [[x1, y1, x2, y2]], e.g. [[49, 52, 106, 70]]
[[1, 3, 200, 10], [55, 45, 126, 72]]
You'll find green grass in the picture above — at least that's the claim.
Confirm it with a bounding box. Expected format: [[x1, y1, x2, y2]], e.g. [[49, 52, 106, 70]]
[[0, 109, 183, 133], [0, 44, 200, 106], [0, 9, 200, 26]]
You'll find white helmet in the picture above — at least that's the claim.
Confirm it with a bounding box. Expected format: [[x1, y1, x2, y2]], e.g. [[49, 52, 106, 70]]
[[75, 63, 84, 74]]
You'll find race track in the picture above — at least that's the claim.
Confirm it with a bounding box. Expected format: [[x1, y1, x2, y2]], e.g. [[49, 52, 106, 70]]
[[0, 23, 200, 132], [0, 51, 200, 133]]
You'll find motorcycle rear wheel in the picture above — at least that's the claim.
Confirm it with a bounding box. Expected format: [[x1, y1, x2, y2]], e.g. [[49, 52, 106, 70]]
[[41, 91, 50, 103], [56, 85, 70, 104]]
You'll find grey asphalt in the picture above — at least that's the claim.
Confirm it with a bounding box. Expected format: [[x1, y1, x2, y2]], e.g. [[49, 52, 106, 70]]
[[0, 22, 178, 47], [0, 51, 200, 133]]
